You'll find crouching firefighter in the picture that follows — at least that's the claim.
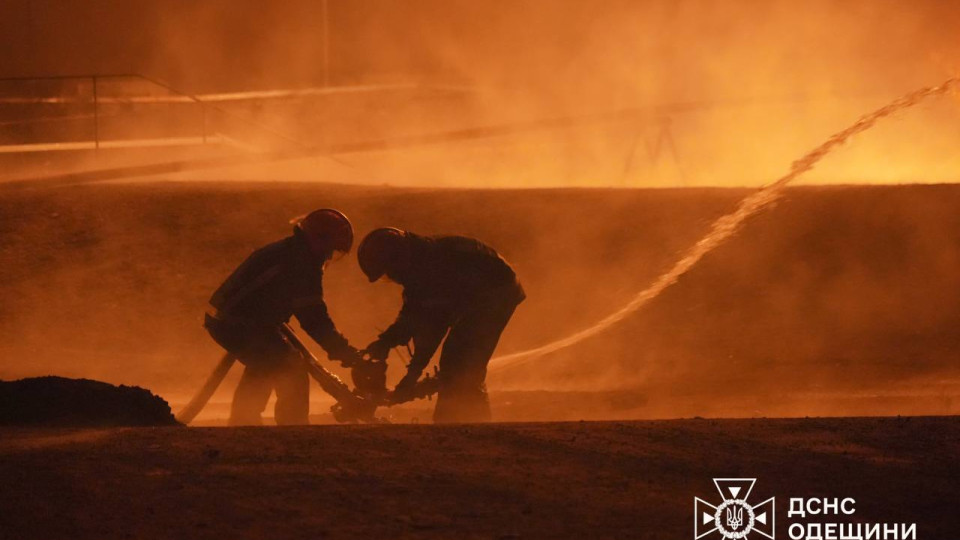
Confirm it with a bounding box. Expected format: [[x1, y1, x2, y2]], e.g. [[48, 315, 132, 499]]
[[357, 228, 525, 423], [204, 209, 362, 426]]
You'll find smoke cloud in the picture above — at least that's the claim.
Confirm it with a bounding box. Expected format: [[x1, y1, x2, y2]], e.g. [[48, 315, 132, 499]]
[[2, 1, 960, 421]]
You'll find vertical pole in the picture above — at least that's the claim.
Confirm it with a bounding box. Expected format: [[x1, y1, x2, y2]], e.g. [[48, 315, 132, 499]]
[[322, 0, 330, 87], [619, 120, 643, 186], [92, 76, 100, 150]]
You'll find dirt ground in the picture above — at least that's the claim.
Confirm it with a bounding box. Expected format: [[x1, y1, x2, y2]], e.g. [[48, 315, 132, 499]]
[[1, 417, 957, 539]]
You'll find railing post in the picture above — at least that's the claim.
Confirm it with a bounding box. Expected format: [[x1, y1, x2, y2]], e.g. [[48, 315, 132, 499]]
[[92, 76, 99, 150], [322, 0, 330, 87]]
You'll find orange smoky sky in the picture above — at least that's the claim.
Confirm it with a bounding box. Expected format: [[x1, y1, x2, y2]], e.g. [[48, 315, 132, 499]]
[[2, 2, 960, 422], [1, 0, 958, 188]]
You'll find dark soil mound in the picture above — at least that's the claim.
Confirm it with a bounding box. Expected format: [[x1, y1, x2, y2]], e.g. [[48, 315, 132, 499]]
[[0, 376, 179, 427]]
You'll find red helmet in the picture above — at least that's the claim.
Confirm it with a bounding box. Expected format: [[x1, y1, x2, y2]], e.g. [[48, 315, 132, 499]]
[[295, 209, 353, 256], [357, 227, 410, 282]]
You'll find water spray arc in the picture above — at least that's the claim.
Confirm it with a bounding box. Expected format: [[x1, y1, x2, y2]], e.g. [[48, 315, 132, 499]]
[[489, 77, 959, 371]]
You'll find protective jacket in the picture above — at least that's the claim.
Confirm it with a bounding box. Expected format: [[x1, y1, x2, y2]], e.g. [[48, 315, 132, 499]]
[[209, 232, 351, 358], [373, 234, 525, 376]]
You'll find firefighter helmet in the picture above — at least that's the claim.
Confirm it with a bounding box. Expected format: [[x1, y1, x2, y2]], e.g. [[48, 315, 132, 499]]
[[294, 209, 354, 256], [357, 227, 410, 282]]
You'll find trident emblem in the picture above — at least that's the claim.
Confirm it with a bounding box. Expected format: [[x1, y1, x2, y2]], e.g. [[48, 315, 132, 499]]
[[694, 478, 776, 539], [726, 506, 743, 530]]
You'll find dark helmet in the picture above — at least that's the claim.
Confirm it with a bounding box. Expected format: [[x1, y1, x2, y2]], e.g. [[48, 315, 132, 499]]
[[294, 209, 353, 256], [357, 227, 410, 282]]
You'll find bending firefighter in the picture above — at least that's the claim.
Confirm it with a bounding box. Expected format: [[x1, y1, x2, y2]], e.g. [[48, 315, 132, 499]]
[[204, 209, 361, 425], [358, 228, 525, 423]]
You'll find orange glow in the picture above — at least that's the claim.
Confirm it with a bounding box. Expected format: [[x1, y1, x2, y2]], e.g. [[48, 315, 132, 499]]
[[3, 1, 960, 422]]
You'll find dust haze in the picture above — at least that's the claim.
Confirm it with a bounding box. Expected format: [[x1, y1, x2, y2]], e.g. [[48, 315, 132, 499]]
[[1, 1, 960, 421], [159, 0, 960, 187], [3, 1, 959, 186]]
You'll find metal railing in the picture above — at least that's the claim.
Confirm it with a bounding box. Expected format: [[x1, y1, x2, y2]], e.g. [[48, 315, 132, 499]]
[[0, 74, 203, 150], [0, 73, 312, 153]]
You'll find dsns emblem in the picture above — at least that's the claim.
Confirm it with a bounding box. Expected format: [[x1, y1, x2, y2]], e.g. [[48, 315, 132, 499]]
[[694, 478, 775, 539]]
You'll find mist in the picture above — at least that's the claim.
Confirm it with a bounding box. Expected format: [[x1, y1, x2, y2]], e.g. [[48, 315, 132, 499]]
[[2, 1, 960, 421], [2, 0, 959, 188]]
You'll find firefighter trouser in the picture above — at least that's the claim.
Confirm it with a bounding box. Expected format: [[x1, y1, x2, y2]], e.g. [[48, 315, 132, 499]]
[[433, 296, 521, 423], [204, 313, 309, 426]]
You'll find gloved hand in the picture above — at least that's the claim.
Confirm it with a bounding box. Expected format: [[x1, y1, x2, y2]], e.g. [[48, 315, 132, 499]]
[[388, 372, 421, 405], [327, 343, 363, 368], [362, 340, 392, 362], [351, 359, 388, 398]]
